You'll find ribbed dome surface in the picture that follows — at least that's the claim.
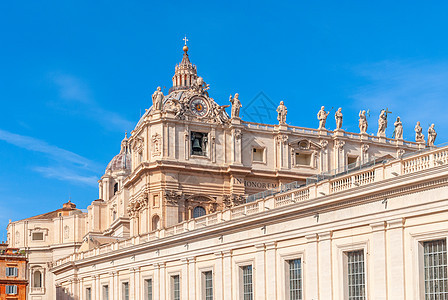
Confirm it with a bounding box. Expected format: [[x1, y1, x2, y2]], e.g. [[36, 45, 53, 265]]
[[106, 132, 131, 173], [106, 152, 131, 172]]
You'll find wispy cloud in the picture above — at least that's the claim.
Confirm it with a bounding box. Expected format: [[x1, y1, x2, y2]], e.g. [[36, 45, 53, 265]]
[[33, 166, 98, 187], [50, 73, 134, 131], [0, 129, 100, 186], [351, 60, 448, 141]]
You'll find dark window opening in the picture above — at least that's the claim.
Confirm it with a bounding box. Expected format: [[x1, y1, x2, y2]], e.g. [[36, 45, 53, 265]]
[[191, 132, 208, 156]]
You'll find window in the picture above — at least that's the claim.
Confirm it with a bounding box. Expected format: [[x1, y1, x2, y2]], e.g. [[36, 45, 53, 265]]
[[86, 287, 92, 300], [153, 195, 159, 207], [6, 267, 18, 277], [191, 132, 208, 156], [33, 270, 42, 287], [171, 275, 180, 300], [253, 148, 264, 162], [203, 271, 213, 300], [423, 239, 447, 299], [32, 232, 44, 241], [5, 285, 17, 294], [287, 259, 302, 300], [242, 265, 253, 300], [347, 250, 366, 300], [193, 206, 206, 218], [152, 215, 160, 231], [122, 282, 129, 300], [347, 156, 358, 167], [103, 285, 109, 300], [112, 210, 117, 221], [295, 153, 312, 166], [144, 279, 152, 300], [114, 183, 119, 195]]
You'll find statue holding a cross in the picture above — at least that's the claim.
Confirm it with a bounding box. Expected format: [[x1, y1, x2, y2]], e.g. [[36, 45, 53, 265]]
[[377, 108, 392, 137]]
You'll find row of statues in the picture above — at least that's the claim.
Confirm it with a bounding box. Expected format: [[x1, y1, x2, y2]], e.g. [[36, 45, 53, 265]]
[[276, 102, 438, 146], [154, 86, 438, 146]]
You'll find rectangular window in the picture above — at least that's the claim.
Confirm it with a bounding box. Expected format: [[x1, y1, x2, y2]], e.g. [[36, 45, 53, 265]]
[[145, 279, 153, 300], [423, 239, 447, 299], [86, 287, 92, 300], [242, 265, 253, 300], [347, 250, 366, 300], [5, 285, 17, 294], [253, 148, 264, 162], [287, 259, 302, 300], [102, 285, 109, 300], [6, 267, 18, 277], [295, 153, 312, 166], [32, 232, 44, 241], [203, 271, 213, 300], [172, 275, 180, 300], [122, 282, 129, 300], [347, 156, 358, 167]]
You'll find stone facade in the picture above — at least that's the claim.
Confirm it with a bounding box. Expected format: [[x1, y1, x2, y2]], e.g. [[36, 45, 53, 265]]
[[7, 43, 443, 300]]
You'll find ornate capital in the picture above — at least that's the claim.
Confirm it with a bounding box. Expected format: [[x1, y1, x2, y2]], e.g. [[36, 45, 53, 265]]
[[164, 190, 182, 205], [334, 140, 345, 151]]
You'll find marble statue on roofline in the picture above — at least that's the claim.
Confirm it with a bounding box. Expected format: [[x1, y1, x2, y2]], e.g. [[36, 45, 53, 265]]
[[394, 116, 403, 140], [277, 101, 287, 124], [359, 110, 368, 134], [427, 124, 437, 146], [335, 107, 343, 130], [415, 122, 425, 143], [317, 106, 330, 129], [152, 86, 164, 112], [377, 109, 388, 137], [229, 93, 242, 119]]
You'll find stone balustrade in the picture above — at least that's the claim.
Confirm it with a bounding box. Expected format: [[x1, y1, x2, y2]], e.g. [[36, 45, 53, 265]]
[[54, 145, 448, 267]]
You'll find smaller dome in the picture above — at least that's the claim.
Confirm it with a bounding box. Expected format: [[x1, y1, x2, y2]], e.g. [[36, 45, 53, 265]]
[[106, 132, 132, 173], [106, 152, 131, 173]]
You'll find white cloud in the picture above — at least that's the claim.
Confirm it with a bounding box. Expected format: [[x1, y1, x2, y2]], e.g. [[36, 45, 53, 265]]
[[51, 73, 134, 131], [0, 129, 101, 186], [33, 166, 98, 187]]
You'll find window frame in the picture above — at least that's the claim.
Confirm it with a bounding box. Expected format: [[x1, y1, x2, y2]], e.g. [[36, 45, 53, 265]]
[[252, 147, 266, 164], [85, 286, 92, 300], [279, 251, 305, 300], [121, 281, 130, 300], [240, 264, 254, 300], [6, 266, 18, 277], [5, 284, 18, 295], [199, 267, 214, 300], [421, 238, 447, 299], [102, 284, 109, 300], [336, 241, 369, 300], [143, 277, 153, 300], [170, 273, 181, 300]]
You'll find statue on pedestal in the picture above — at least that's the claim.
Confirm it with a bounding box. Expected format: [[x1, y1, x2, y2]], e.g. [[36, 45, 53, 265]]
[[393, 116, 403, 139], [317, 106, 330, 129], [415, 121, 425, 143], [151, 86, 164, 112], [359, 110, 368, 134], [427, 124, 437, 146], [277, 101, 287, 124], [377, 109, 388, 137], [335, 107, 343, 130], [229, 93, 242, 119]]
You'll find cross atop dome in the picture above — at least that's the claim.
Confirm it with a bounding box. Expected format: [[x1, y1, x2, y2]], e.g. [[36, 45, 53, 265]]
[[170, 36, 198, 93], [183, 35, 189, 52]]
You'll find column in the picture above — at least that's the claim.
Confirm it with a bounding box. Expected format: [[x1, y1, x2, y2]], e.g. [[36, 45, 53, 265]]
[[95, 275, 101, 300], [91, 276, 96, 300], [188, 257, 196, 299], [129, 268, 136, 300], [135, 268, 141, 300], [154, 264, 160, 300], [305, 234, 319, 300], [222, 250, 232, 300], [318, 232, 333, 300], [387, 218, 405, 299], [265, 242, 277, 299], [255, 244, 266, 300], [369, 222, 387, 300], [160, 263, 166, 300], [181, 258, 189, 299], [214, 252, 223, 300]]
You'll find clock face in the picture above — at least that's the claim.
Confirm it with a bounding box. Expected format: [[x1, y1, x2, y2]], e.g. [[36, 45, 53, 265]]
[[189, 97, 209, 117]]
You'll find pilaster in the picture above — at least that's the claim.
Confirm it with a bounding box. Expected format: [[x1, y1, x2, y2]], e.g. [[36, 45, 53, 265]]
[[318, 231, 332, 300], [387, 218, 405, 299], [255, 244, 266, 300], [305, 234, 319, 300], [370, 222, 387, 300]]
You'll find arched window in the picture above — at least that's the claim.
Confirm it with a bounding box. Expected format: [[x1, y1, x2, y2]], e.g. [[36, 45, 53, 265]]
[[33, 270, 42, 288], [152, 215, 160, 231], [193, 206, 206, 218]]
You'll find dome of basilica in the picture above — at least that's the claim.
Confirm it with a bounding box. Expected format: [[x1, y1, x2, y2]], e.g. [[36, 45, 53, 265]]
[[106, 132, 131, 173]]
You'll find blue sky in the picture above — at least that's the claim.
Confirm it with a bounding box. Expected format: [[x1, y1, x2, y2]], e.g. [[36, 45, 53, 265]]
[[1, 1, 448, 237]]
